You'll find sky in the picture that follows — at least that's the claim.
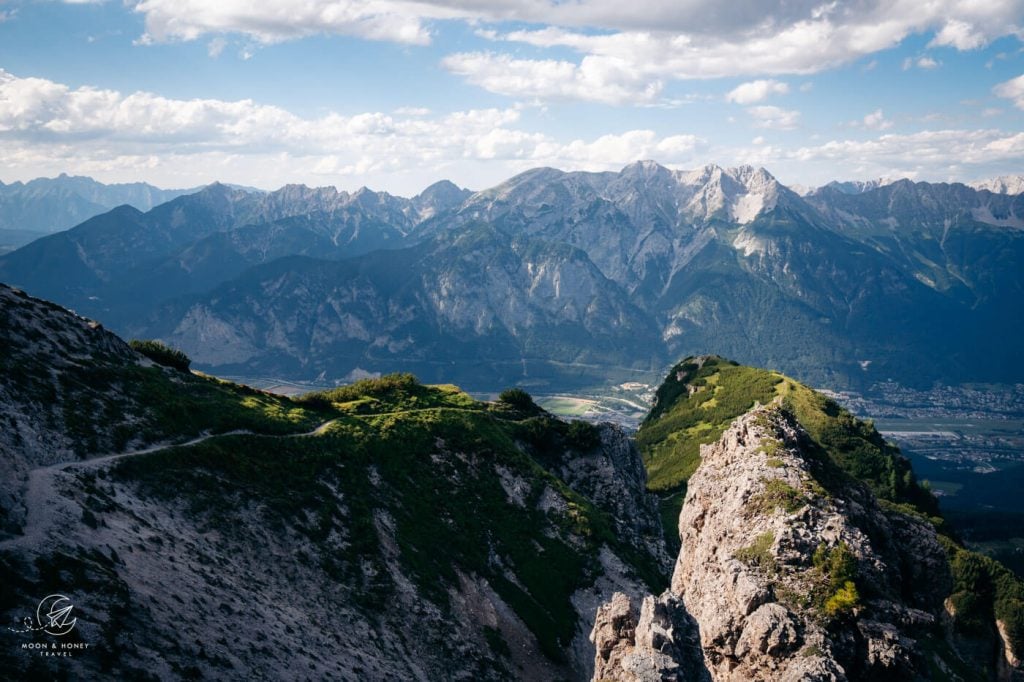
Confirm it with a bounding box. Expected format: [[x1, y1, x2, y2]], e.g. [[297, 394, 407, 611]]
[[0, 1, 1023, 196]]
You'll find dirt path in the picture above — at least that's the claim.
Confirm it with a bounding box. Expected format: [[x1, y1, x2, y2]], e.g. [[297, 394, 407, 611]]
[[0, 420, 337, 553]]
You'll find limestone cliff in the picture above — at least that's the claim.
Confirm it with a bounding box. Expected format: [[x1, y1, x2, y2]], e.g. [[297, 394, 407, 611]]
[[594, 404, 1023, 681]]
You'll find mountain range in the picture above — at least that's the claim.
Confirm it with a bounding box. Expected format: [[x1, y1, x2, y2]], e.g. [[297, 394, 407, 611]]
[[0, 286, 1020, 680], [0, 174, 197, 254], [1, 162, 1022, 391]]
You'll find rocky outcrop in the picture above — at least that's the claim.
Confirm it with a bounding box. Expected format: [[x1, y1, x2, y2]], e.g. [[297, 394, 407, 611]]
[[558, 424, 673, 576], [591, 592, 708, 682], [593, 404, 966, 681]]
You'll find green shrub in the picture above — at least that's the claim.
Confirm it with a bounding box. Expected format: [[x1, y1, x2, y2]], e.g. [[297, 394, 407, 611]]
[[565, 420, 600, 451], [298, 373, 420, 408], [945, 539, 1024, 657], [498, 387, 537, 411], [824, 581, 860, 616], [129, 339, 191, 372], [811, 542, 861, 617], [813, 542, 858, 586]]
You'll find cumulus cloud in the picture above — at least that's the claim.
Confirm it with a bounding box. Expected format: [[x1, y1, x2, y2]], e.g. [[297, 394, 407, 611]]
[[746, 105, 800, 130], [861, 109, 893, 130], [128, 1, 1024, 52], [441, 52, 662, 105], [132, 0, 437, 46], [530, 130, 703, 169], [0, 68, 706, 192], [903, 55, 940, 70], [120, 1, 1024, 104], [994, 74, 1024, 109], [725, 79, 789, 105], [929, 19, 988, 50], [720, 127, 1024, 189]]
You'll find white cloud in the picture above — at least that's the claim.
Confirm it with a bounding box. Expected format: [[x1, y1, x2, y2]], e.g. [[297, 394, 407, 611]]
[[121, 1, 1024, 105], [929, 19, 987, 50], [128, 1, 1024, 54], [746, 105, 800, 130], [132, 0, 436, 46], [862, 109, 893, 130], [903, 55, 940, 70], [994, 73, 1024, 109], [0, 68, 705, 192], [790, 129, 1024, 167], [441, 52, 662, 105], [725, 79, 789, 105], [717, 127, 1024, 189], [528, 130, 704, 170]]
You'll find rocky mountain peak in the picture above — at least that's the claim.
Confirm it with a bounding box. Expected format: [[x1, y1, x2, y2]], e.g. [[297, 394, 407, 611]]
[[595, 402, 1021, 680], [412, 180, 471, 221], [672, 403, 952, 678], [675, 164, 782, 224], [620, 159, 675, 182], [189, 181, 254, 209]]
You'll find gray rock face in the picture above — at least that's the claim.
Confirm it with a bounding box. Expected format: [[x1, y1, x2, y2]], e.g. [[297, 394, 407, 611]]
[[592, 404, 969, 681], [591, 592, 708, 682], [558, 424, 673, 576]]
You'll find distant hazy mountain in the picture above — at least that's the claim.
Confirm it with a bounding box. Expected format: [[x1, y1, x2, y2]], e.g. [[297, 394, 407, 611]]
[[0, 173, 195, 234], [1, 163, 1022, 390], [970, 174, 1024, 195], [0, 180, 469, 325], [804, 178, 898, 196], [0, 228, 46, 255]]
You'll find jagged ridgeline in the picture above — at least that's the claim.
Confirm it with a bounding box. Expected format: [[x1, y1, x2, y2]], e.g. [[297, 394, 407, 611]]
[[0, 284, 669, 680], [636, 354, 1024, 678]]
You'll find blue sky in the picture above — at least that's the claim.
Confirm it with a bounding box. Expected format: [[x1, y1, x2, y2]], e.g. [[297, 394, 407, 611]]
[[0, 0, 1022, 195]]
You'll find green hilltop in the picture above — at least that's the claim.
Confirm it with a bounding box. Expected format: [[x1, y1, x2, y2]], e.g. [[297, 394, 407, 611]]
[[638, 355, 937, 518]]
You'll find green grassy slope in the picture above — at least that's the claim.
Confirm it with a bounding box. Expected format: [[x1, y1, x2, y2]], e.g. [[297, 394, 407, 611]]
[[112, 374, 660, 665]]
